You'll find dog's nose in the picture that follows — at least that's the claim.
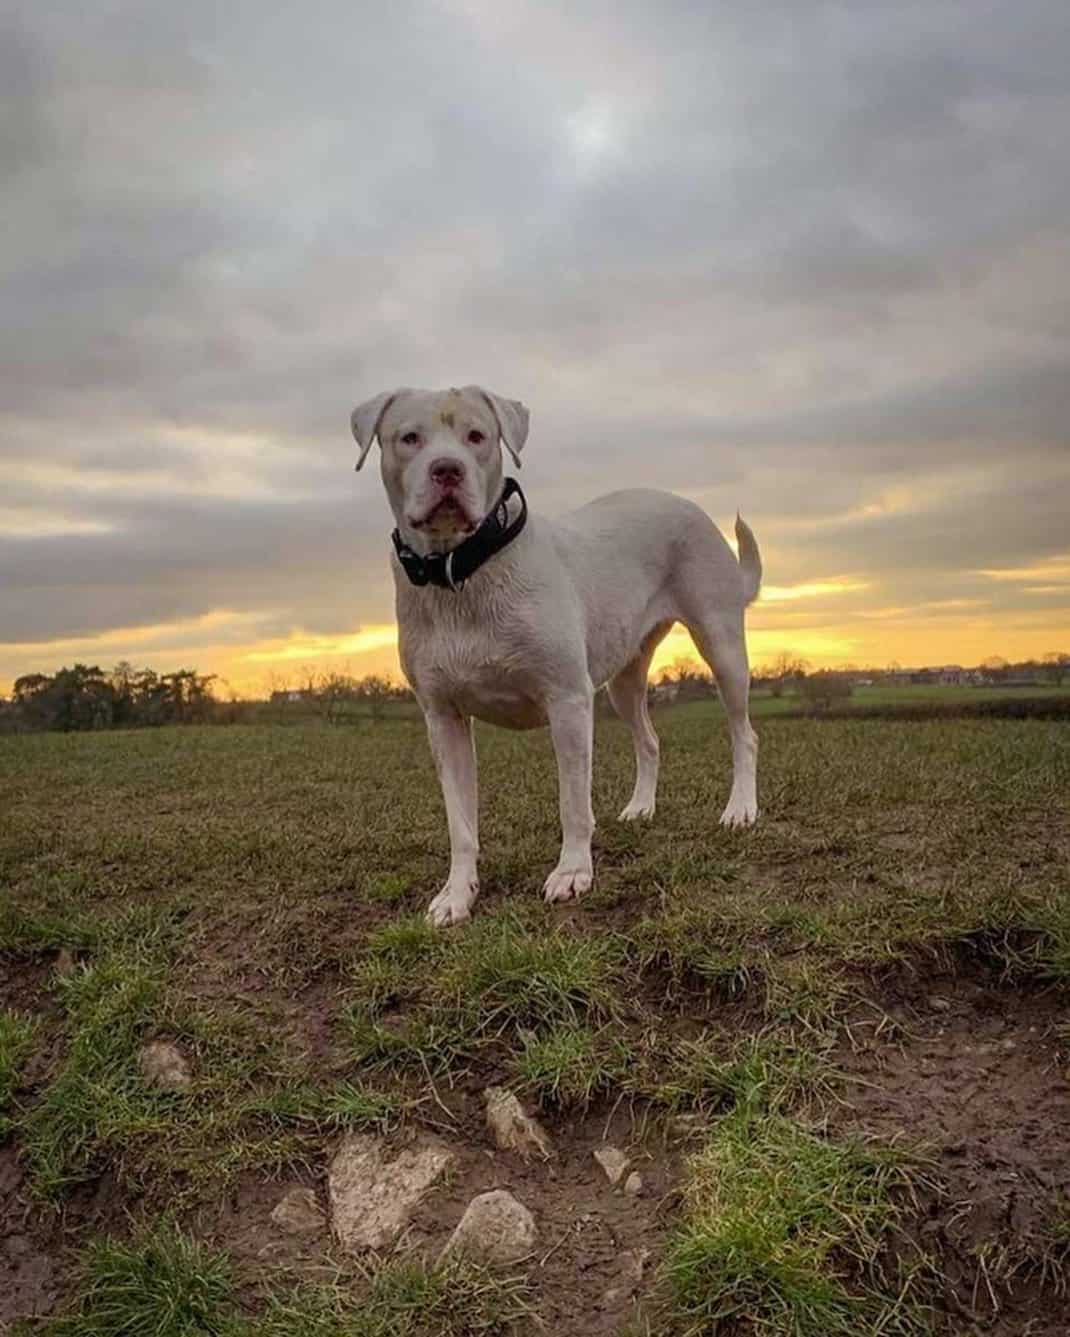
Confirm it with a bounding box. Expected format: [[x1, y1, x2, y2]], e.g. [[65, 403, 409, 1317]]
[[430, 458, 465, 488]]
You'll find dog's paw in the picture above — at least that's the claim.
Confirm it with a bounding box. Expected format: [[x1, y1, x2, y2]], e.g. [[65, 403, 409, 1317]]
[[426, 880, 478, 927], [719, 797, 758, 829], [542, 864, 593, 903], [618, 798, 655, 822]]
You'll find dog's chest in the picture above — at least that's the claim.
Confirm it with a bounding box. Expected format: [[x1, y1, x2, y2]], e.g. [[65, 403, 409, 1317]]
[[399, 606, 548, 730]]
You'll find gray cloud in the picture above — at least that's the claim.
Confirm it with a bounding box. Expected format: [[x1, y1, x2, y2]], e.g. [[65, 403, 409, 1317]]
[[2, 0, 1069, 672]]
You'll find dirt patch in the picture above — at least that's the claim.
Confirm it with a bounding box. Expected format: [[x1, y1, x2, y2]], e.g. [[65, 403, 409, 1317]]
[[404, 1096, 676, 1335], [178, 960, 348, 1075], [197, 1165, 340, 1300], [835, 966, 1070, 1335], [0, 1146, 66, 1328], [190, 1088, 679, 1334], [0, 955, 53, 1016]]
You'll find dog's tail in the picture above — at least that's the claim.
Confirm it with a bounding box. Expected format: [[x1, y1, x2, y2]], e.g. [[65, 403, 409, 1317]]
[[735, 514, 762, 605]]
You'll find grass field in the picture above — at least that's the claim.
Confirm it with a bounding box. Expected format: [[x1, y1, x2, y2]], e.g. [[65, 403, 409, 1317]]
[[745, 682, 1070, 718], [2, 705, 1069, 1334]]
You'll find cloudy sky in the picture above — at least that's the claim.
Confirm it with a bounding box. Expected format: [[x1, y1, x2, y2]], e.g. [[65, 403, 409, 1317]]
[[3, 0, 1069, 693]]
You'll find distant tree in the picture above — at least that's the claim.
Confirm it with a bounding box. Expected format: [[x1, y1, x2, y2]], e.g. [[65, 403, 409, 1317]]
[[12, 673, 55, 729], [799, 671, 853, 713], [356, 673, 405, 721], [315, 671, 359, 725], [109, 660, 140, 725], [766, 652, 809, 698], [1042, 651, 1070, 686], [981, 656, 1010, 681], [160, 669, 216, 723], [657, 657, 714, 701], [13, 664, 115, 731], [10, 662, 218, 731]]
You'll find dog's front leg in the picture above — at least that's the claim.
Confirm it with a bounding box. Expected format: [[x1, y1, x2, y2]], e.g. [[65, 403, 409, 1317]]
[[424, 708, 480, 926], [543, 691, 596, 903]]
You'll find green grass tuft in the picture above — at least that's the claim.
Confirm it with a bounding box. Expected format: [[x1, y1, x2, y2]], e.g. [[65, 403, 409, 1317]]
[[0, 902, 98, 955], [344, 915, 625, 1074], [245, 1259, 531, 1336], [664, 1110, 928, 1335], [512, 1023, 629, 1109], [38, 1223, 235, 1337], [32, 1232, 532, 1337], [356, 1256, 533, 1335], [640, 1031, 826, 1117], [243, 1079, 403, 1133], [762, 956, 851, 1031], [0, 1008, 37, 1134], [22, 942, 173, 1197], [436, 916, 623, 1032]]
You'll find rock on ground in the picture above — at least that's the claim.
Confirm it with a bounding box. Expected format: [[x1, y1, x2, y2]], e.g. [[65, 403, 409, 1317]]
[[270, 1186, 324, 1235], [593, 1145, 629, 1186], [54, 948, 77, 978], [621, 1247, 651, 1283], [138, 1040, 192, 1092], [484, 1087, 553, 1160], [329, 1134, 455, 1251], [441, 1189, 537, 1264], [623, 1171, 643, 1196]]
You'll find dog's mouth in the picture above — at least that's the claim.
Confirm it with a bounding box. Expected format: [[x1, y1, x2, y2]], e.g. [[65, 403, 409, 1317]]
[[408, 495, 479, 535]]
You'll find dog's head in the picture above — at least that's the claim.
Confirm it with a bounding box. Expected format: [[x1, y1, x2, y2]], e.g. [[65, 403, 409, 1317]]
[[351, 386, 529, 553]]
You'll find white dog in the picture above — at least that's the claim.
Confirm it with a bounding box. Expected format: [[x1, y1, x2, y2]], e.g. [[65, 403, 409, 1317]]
[[352, 386, 762, 926]]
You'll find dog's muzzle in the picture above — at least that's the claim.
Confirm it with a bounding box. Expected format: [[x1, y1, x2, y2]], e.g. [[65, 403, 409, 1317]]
[[391, 478, 527, 591]]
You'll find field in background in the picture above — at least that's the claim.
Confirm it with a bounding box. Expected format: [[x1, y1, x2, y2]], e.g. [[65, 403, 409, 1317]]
[[1, 705, 1069, 1335], [254, 681, 1070, 727], [747, 681, 1070, 717]]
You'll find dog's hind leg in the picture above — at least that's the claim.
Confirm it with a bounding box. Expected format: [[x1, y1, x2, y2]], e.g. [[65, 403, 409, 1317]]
[[686, 612, 759, 827], [608, 621, 672, 821]]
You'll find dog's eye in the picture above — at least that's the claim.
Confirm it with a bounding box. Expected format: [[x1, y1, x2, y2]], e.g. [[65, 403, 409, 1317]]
[[400, 431, 421, 446], [467, 429, 486, 445]]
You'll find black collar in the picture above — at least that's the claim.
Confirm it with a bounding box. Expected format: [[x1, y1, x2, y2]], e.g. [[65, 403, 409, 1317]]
[[392, 478, 527, 591]]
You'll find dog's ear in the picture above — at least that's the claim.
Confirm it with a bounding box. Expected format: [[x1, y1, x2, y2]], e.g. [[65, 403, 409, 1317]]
[[351, 389, 407, 471], [471, 387, 530, 469]]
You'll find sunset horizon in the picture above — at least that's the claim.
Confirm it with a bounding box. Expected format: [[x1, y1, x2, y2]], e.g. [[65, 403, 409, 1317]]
[[4, 548, 1067, 701]]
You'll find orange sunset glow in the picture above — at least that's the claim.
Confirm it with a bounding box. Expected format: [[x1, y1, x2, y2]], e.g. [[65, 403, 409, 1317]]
[[4, 555, 1067, 700]]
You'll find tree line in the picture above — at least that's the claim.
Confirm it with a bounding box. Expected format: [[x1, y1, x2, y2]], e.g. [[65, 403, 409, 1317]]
[[0, 663, 415, 733], [4, 663, 220, 732], [3, 650, 1066, 733], [654, 649, 1070, 711]]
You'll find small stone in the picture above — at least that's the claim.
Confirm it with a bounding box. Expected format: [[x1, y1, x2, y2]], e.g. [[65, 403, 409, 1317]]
[[1001, 1038, 1017, 1051], [621, 1247, 651, 1283], [601, 1286, 627, 1308], [484, 1087, 553, 1160], [55, 948, 77, 977], [329, 1134, 454, 1252], [138, 1040, 192, 1092], [441, 1189, 536, 1264], [593, 1146, 630, 1186], [928, 996, 951, 1012], [624, 1171, 643, 1196], [270, 1187, 324, 1235]]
